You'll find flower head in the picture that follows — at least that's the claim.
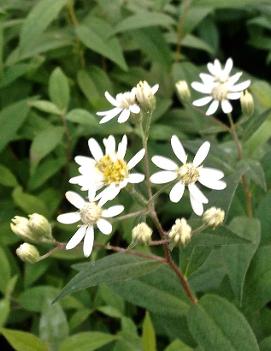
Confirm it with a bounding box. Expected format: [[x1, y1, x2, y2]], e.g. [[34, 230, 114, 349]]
[[203, 207, 225, 228], [57, 190, 124, 257], [191, 58, 251, 116], [150, 135, 226, 216], [97, 90, 140, 124], [175, 80, 191, 103], [240, 90, 254, 116], [16, 243, 40, 263], [132, 222, 153, 244], [168, 218, 192, 246], [70, 135, 145, 202], [133, 81, 159, 112]]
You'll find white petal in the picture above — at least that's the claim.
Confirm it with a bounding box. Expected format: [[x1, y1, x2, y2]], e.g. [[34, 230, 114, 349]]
[[223, 58, 233, 77], [199, 176, 227, 190], [227, 92, 241, 100], [214, 59, 222, 73], [190, 193, 204, 216], [105, 91, 118, 106], [57, 212, 80, 224], [117, 135, 127, 159], [83, 226, 94, 257], [171, 135, 187, 164], [228, 72, 242, 85], [150, 171, 177, 184], [188, 183, 208, 204], [192, 96, 213, 107], [88, 187, 97, 202], [206, 100, 219, 116], [97, 184, 121, 204], [104, 135, 116, 157], [152, 156, 178, 171], [127, 149, 145, 170], [191, 81, 213, 94], [97, 218, 112, 235], [169, 182, 185, 203], [66, 226, 86, 250], [207, 61, 221, 76], [117, 109, 130, 123], [199, 167, 224, 180], [199, 73, 214, 84], [102, 205, 124, 218], [128, 173, 145, 183], [74, 156, 95, 167], [88, 138, 103, 161], [130, 104, 140, 114], [230, 80, 251, 92], [221, 99, 232, 114], [193, 141, 210, 167], [65, 191, 85, 209], [98, 108, 122, 124], [151, 84, 159, 94]]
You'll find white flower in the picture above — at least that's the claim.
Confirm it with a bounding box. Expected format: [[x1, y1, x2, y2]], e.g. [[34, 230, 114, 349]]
[[191, 58, 251, 116], [70, 135, 145, 202], [132, 81, 159, 111], [57, 190, 124, 257], [150, 135, 226, 216], [97, 90, 140, 124]]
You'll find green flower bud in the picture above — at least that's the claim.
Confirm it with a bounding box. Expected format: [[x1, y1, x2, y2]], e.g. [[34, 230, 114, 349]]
[[10, 216, 35, 242], [16, 243, 40, 264], [132, 222, 152, 244], [28, 213, 53, 242], [175, 80, 191, 103], [168, 218, 191, 246], [240, 90, 254, 116], [203, 207, 225, 228]]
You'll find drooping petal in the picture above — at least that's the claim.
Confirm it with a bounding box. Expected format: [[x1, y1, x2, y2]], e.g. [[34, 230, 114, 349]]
[[128, 173, 145, 183], [206, 100, 219, 116], [65, 191, 85, 209], [130, 104, 140, 114], [102, 205, 124, 218], [150, 171, 177, 184], [117, 135, 128, 159], [171, 135, 187, 164], [193, 141, 210, 167], [199, 167, 224, 180], [188, 183, 208, 204], [190, 193, 204, 216], [192, 96, 213, 107], [83, 226, 94, 257], [169, 182, 185, 203], [127, 149, 145, 170], [98, 107, 122, 124], [152, 156, 178, 171], [230, 80, 251, 92], [57, 212, 80, 224], [221, 99, 233, 114], [97, 218, 112, 235], [198, 176, 227, 190], [227, 92, 241, 100], [191, 81, 213, 94], [105, 91, 118, 106], [117, 109, 130, 123], [66, 226, 86, 250], [88, 138, 103, 161]]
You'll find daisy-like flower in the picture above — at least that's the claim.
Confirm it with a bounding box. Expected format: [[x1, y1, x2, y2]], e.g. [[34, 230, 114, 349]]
[[57, 190, 124, 257], [150, 136, 226, 216], [70, 135, 145, 202], [97, 90, 140, 124], [191, 58, 251, 116]]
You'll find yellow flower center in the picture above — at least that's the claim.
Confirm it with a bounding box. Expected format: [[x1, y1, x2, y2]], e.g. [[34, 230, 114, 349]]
[[80, 202, 102, 225], [96, 155, 128, 185], [212, 83, 228, 101], [178, 163, 199, 185]]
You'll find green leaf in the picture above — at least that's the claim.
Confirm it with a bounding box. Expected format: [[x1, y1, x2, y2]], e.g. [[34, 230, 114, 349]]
[[192, 0, 266, 8], [221, 217, 261, 305], [256, 192, 271, 244], [49, 67, 70, 111], [0, 164, 18, 187], [76, 24, 127, 70], [29, 100, 62, 115], [30, 126, 64, 169], [0, 299, 10, 328], [260, 336, 271, 351], [164, 339, 193, 351], [0, 247, 11, 295], [239, 159, 267, 191], [112, 11, 174, 34], [12, 187, 48, 216], [66, 109, 98, 126], [0, 100, 29, 152], [142, 312, 156, 351], [55, 254, 161, 302], [187, 294, 260, 351], [19, 0, 67, 53], [77, 70, 101, 107], [59, 332, 117, 351], [242, 108, 271, 141], [1, 328, 48, 351]]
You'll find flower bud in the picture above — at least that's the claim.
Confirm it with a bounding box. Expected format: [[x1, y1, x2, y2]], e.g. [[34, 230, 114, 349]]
[[16, 243, 40, 264], [203, 207, 225, 228], [132, 222, 152, 244], [240, 90, 254, 116], [10, 216, 35, 242], [176, 80, 191, 103], [168, 218, 192, 246], [134, 81, 158, 112], [28, 213, 53, 242]]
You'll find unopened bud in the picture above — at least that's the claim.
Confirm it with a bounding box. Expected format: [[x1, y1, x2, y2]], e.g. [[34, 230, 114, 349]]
[[132, 222, 152, 244], [28, 213, 53, 242], [176, 80, 191, 103], [10, 216, 35, 242], [16, 243, 40, 264], [168, 218, 191, 246], [203, 207, 225, 228], [240, 90, 254, 116], [133, 81, 159, 112]]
